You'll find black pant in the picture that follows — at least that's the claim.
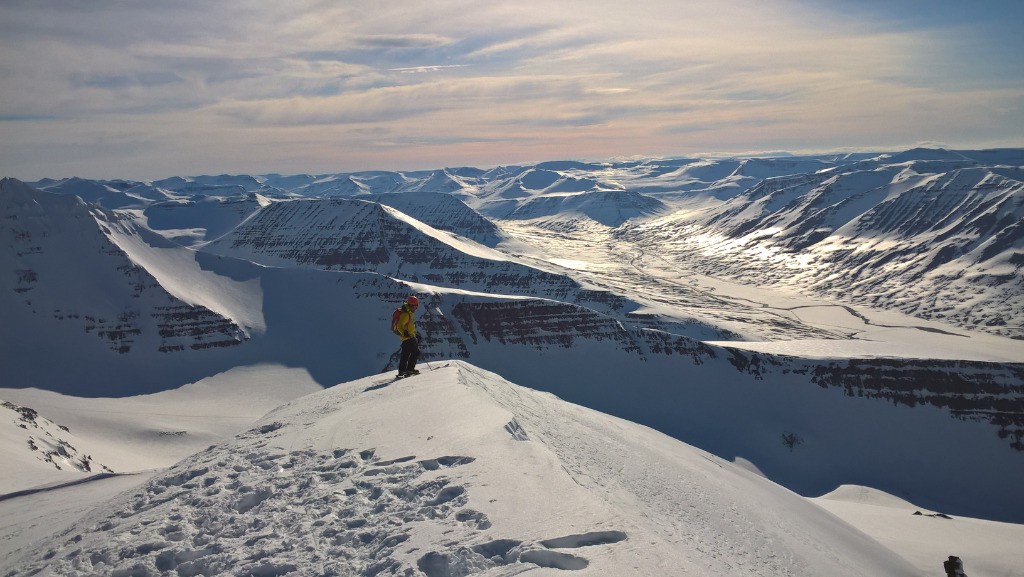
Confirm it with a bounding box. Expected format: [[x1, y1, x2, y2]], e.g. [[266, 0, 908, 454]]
[[398, 338, 419, 373]]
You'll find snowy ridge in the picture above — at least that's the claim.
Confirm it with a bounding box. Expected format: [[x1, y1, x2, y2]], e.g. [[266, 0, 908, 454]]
[[142, 194, 267, 246], [371, 192, 506, 247], [1, 399, 113, 490], [392, 168, 474, 195], [504, 189, 669, 229], [4, 363, 920, 577], [0, 179, 246, 387], [151, 174, 264, 197], [32, 177, 155, 210], [200, 197, 584, 300]]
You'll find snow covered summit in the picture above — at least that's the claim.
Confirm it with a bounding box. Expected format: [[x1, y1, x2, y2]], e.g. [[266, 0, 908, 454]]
[[6, 362, 919, 577]]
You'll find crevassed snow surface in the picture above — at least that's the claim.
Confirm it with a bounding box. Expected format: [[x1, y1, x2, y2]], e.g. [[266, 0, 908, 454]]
[[4, 363, 920, 577]]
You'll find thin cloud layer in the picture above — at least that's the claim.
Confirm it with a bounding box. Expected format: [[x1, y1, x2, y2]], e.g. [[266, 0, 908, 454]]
[[1, 0, 1021, 179]]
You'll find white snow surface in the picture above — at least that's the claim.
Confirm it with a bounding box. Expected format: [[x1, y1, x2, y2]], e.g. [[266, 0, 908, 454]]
[[813, 486, 1024, 577], [103, 219, 267, 336], [4, 362, 927, 577], [1, 364, 322, 493]]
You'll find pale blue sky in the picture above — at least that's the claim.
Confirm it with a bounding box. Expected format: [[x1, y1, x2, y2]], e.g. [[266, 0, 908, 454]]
[[1, 0, 1021, 180]]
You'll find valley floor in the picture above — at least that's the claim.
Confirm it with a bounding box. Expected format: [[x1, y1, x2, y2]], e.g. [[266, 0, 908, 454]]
[[500, 221, 1024, 363]]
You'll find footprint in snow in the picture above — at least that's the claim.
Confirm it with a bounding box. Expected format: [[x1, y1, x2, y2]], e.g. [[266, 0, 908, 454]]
[[12, 445, 482, 577], [417, 530, 628, 575]]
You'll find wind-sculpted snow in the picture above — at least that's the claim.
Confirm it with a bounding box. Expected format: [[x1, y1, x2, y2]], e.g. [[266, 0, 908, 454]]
[[6, 368, 633, 576], [5, 363, 922, 577], [1, 400, 113, 488]]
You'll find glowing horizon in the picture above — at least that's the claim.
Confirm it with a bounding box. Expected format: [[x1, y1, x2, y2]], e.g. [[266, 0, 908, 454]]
[[1, 0, 1021, 181]]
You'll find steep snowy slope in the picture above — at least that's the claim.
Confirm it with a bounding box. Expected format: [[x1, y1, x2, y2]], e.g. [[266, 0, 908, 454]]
[[0, 179, 246, 392], [813, 485, 1024, 577], [4, 363, 920, 577], [1, 399, 113, 490], [0, 364, 323, 495], [371, 192, 506, 246], [434, 295, 1024, 522], [200, 197, 584, 300], [142, 193, 269, 246]]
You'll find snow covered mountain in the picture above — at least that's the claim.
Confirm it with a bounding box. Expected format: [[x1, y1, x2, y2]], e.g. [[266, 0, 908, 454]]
[[30, 177, 159, 210], [0, 179, 247, 392], [620, 149, 1024, 338], [142, 193, 269, 246], [2, 147, 1023, 533], [501, 188, 669, 230], [199, 197, 594, 304], [372, 192, 506, 247], [4, 363, 925, 577]]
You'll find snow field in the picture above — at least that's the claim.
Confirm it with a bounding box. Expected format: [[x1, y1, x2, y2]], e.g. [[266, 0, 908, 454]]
[[813, 486, 1024, 577], [5, 362, 922, 576], [0, 363, 323, 491]]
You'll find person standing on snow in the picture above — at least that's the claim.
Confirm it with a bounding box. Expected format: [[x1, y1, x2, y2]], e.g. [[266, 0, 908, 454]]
[[394, 295, 421, 377]]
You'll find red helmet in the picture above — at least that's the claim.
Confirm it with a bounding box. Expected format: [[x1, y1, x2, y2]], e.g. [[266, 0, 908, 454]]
[[406, 295, 419, 307]]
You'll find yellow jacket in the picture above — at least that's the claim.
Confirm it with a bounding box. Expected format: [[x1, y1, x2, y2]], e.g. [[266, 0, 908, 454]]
[[395, 304, 418, 341]]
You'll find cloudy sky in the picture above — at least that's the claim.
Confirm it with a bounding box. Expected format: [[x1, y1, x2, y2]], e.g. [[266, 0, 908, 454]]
[[2, 0, 1022, 180]]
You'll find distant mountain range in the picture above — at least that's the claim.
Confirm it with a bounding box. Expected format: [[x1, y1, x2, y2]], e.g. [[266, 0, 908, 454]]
[[2, 147, 1023, 521], [621, 149, 1024, 337]]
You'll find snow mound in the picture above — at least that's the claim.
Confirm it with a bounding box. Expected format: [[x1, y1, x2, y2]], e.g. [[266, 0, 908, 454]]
[[1, 400, 113, 491], [519, 168, 561, 190], [506, 189, 668, 228], [818, 484, 923, 510], [7, 362, 918, 576]]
